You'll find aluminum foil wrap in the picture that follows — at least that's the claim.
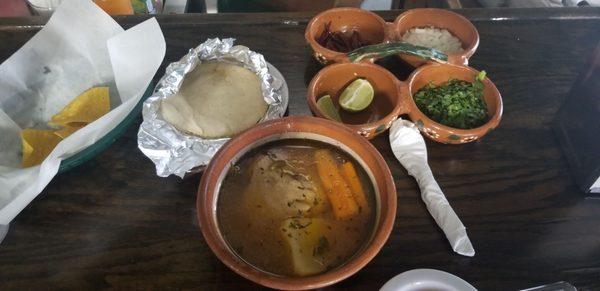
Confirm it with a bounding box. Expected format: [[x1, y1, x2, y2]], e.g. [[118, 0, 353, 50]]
[[138, 38, 288, 177]]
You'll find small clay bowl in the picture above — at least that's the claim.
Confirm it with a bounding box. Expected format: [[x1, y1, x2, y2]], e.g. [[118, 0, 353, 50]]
[[307, 62, 408, 139], [305, 7, 390, 65], [307, 62, 502, 143], [305, 8, 479, 67], [306, 8, 498, 143], [393, 8, 479, 67], [197, 116, 397, 290], [406, 63, 502, 144]]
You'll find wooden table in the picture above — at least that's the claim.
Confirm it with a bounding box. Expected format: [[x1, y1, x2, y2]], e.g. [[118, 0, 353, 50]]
[[1, 8, 599, 290]]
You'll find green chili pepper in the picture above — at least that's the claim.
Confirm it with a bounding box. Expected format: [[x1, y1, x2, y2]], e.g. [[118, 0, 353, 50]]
[[347, 42, 448, 63]]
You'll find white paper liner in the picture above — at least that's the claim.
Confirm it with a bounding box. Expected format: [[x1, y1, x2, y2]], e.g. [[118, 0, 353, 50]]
[[0, 0, 166, 224]]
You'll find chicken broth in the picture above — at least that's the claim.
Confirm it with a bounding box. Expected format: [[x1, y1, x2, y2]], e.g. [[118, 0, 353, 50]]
[[217, 139, 376, 277]]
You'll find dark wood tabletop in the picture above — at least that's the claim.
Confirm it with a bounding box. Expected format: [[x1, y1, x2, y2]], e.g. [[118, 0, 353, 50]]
[[1, 7, 599, 291]]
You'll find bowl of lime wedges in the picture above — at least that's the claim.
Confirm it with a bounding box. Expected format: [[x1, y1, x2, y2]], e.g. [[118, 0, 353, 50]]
[[307, 62, 407, 139]]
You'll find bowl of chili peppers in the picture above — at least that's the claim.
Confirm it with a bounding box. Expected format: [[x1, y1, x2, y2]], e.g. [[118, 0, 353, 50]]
[[305, 7, 389, 65]]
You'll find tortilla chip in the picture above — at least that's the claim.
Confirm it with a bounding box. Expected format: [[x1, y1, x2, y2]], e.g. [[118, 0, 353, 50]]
[[54, 122, 87, 139], [21, 87, 110, 168], [21, 129, 63, 168], [50, 87, 110, 126]]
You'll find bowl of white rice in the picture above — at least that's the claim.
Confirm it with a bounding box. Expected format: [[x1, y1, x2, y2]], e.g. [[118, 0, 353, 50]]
[[393, 8, 479, 67]]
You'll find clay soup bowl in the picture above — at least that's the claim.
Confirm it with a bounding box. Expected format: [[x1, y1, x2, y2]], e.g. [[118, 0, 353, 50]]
[[197, 116, 397, 290]]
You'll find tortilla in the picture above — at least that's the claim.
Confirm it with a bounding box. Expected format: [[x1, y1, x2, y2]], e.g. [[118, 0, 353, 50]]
[[160, 62, 267, 139]]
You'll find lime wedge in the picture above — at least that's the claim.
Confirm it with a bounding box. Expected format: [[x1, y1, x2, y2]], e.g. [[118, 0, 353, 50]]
[[316, 95, 341, 122], [339, 79, 374, 112]]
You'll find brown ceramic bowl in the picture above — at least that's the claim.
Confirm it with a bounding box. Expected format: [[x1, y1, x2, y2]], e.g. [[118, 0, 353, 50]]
[[305, 8, 498, 144], [406, 63, 503, 144], [307, 62, 408, 139], [393, 8, 479, 67], [305, 8, 479, 67], [197, 116, 397, 290], [305, 7, 391, 65], [307, 61, 502, 143]]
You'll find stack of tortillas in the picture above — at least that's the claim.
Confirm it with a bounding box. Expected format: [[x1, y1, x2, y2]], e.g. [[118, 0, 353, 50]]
[[160, 62, 268, 139]]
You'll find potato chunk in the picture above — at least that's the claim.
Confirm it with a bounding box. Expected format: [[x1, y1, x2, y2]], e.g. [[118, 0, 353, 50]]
[[280, 218, 334, 276]]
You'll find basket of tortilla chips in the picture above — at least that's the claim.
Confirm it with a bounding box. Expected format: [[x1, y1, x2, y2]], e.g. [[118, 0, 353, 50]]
[[0, 0, 165, 224]]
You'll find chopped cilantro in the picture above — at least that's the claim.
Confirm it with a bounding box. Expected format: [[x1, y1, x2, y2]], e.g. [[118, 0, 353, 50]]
[[414, 70, 489, 129]]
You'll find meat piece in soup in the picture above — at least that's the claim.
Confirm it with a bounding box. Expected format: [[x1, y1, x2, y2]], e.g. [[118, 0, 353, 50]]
[[242, 154, 329, 218], [218, 140, 376, 277]]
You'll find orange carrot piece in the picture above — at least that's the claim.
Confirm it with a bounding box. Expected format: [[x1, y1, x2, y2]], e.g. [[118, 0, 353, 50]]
[[329, 180, 359, 220], [340, 162, 370, 215], [315, 150, 334, 189], [315, 149, 359, 220]]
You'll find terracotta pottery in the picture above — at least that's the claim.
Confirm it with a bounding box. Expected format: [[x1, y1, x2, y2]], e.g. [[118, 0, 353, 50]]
[[307, 61, 502, 143], [392, 8, 479, 67], [305, 8, 479, 67], [306, 8, 499, 143], [305, 7, 390, 65], [405, 63, 502, 144], [307, 62, 407, 139], [197, 116, 397, 290]]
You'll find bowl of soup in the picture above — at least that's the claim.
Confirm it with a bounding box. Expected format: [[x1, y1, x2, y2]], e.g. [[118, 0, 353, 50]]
[[197, 116, 396, 290]]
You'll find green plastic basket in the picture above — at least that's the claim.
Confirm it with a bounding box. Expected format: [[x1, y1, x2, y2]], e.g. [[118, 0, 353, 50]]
[[57, 85, 153, 173]]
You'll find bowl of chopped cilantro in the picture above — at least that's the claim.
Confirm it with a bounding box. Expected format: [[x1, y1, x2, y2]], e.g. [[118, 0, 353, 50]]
[[405, 63, 502, 144]]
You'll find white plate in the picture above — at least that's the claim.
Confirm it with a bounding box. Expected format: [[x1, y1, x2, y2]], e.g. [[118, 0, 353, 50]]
[[381, 269, 477, 291]]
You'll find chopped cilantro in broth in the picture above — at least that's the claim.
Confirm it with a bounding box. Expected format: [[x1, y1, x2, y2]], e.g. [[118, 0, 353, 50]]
[[217, 139, 376, 277], [414, 71, 489, 129]]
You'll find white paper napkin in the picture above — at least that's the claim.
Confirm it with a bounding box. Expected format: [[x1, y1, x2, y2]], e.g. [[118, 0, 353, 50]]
[[0, 224, 7, 243], [389, 119, 475, 257], [0, 0, 166, 224]]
